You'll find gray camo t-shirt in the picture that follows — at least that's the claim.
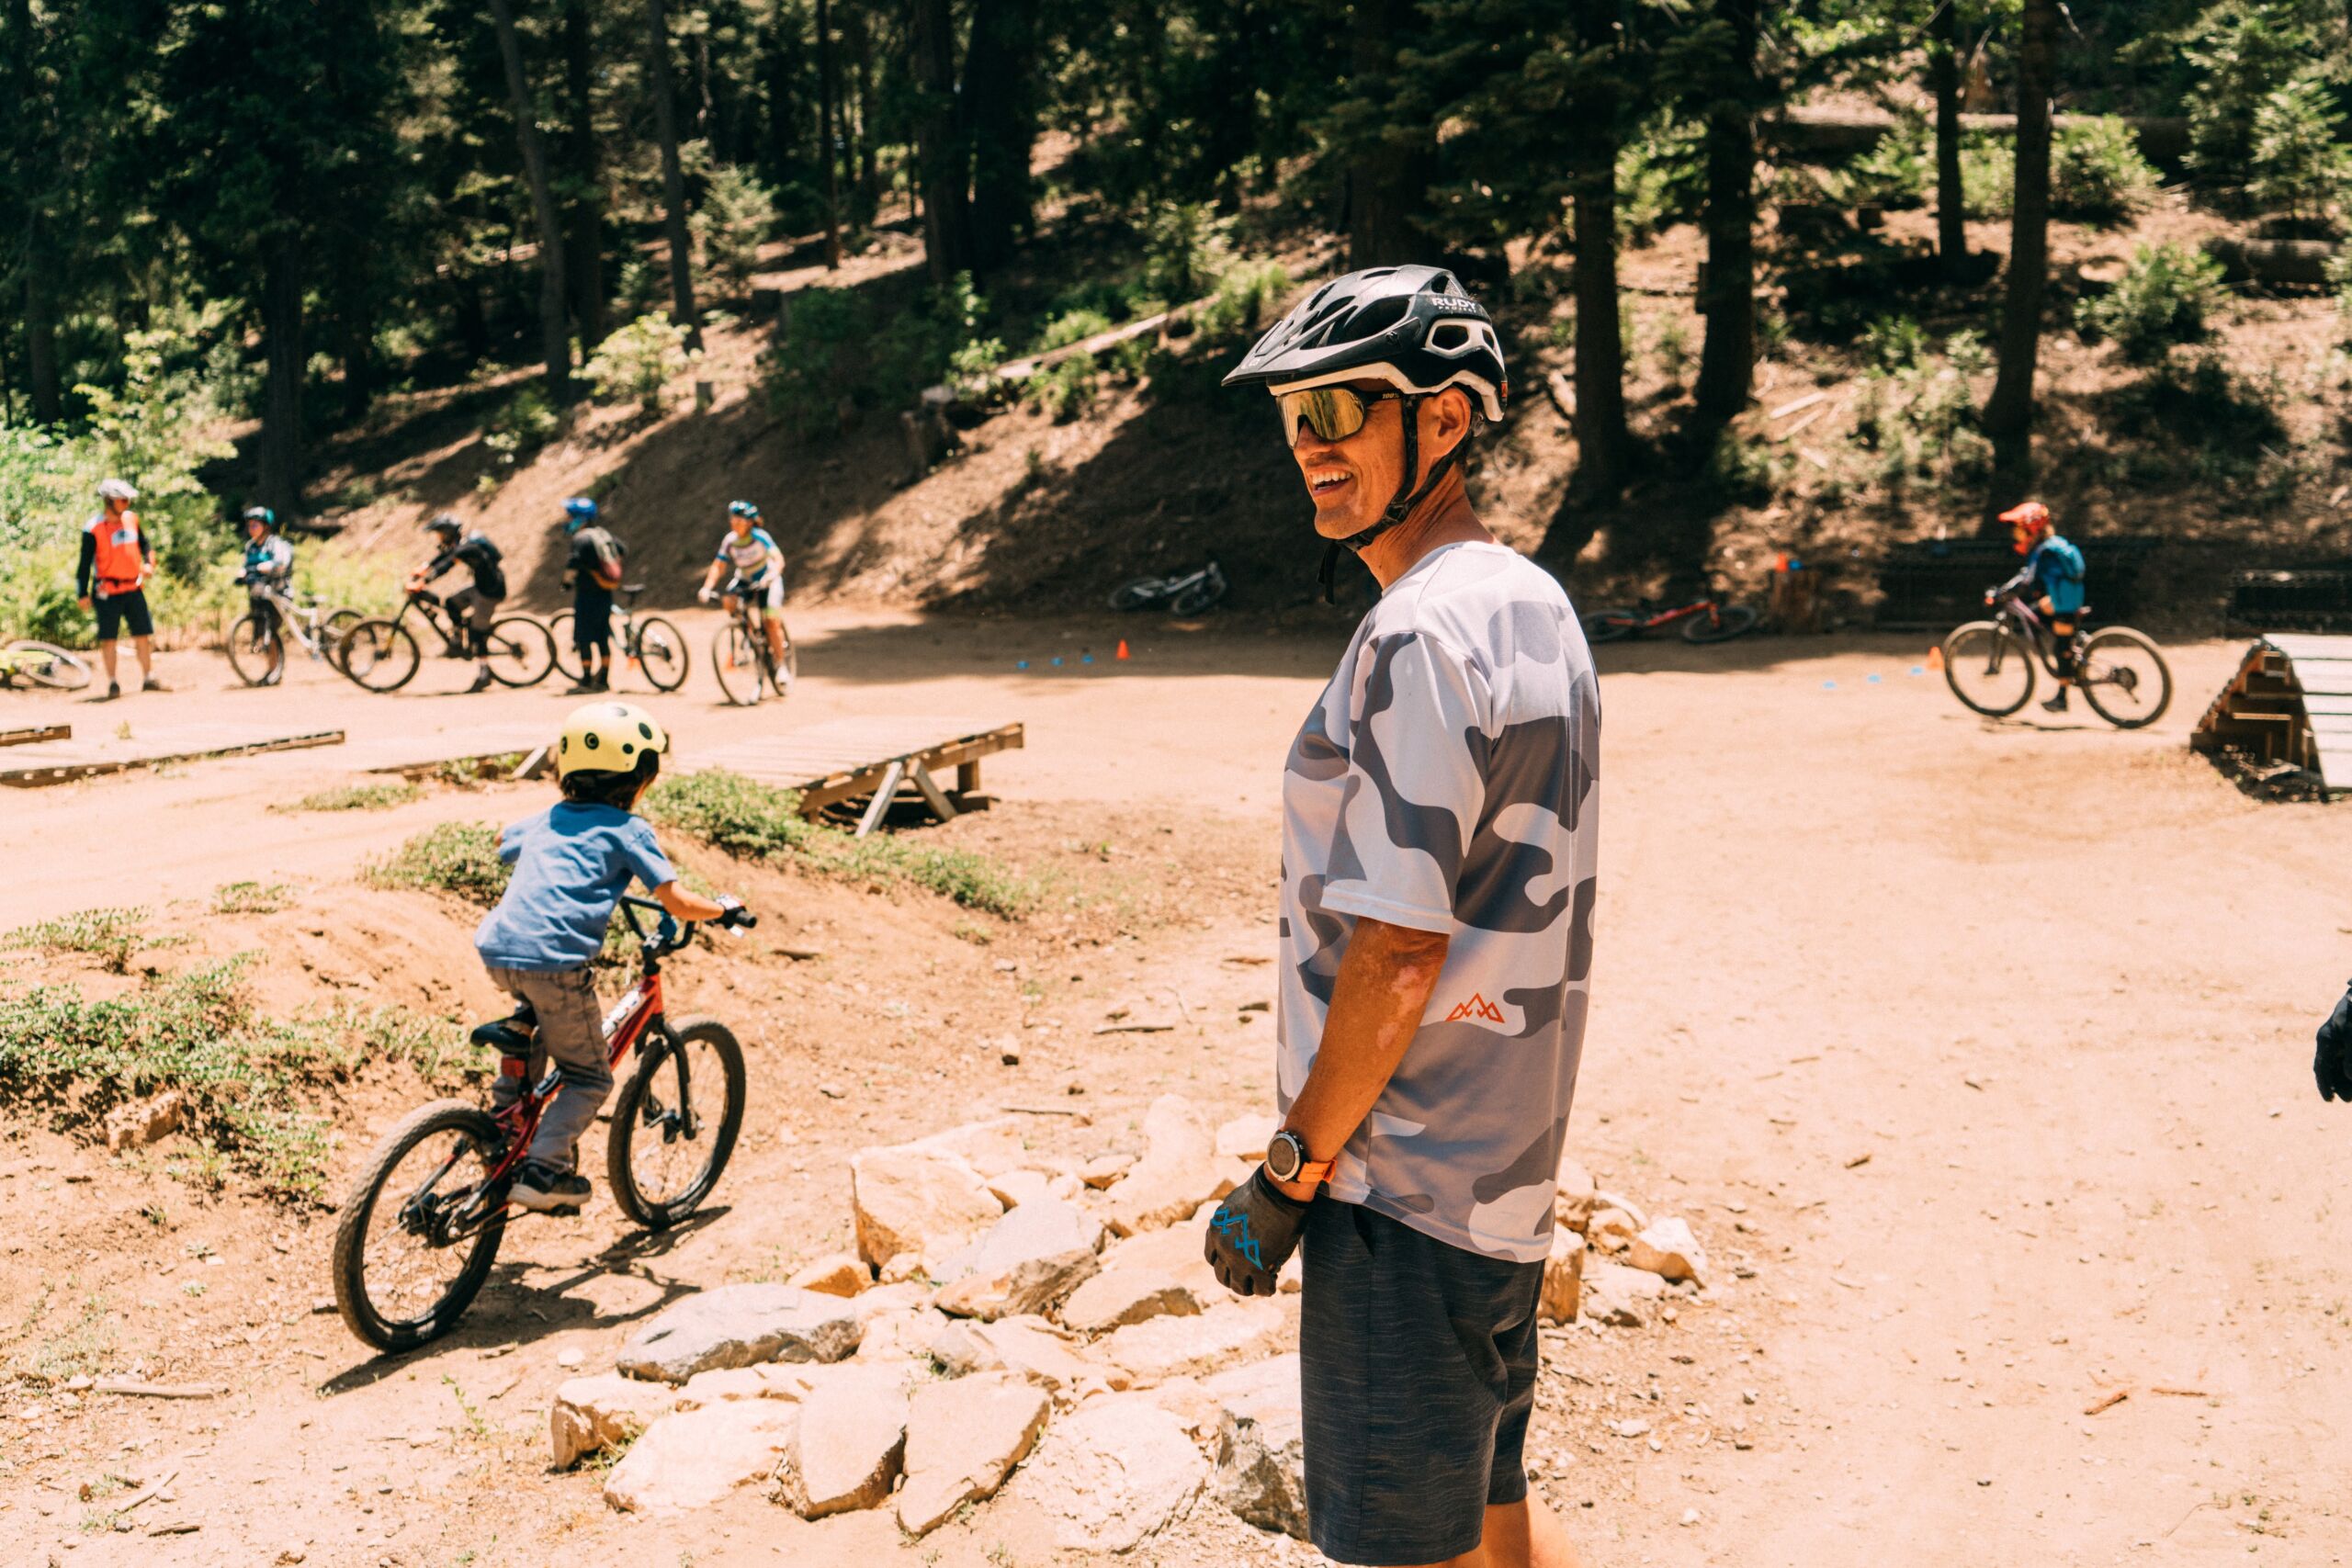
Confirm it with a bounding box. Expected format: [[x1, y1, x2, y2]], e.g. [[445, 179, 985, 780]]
[[1277, 540, 1600, 1263]]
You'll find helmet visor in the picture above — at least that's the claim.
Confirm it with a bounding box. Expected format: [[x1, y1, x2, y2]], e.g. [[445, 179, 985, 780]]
[[1276, 386, 1399, 446]]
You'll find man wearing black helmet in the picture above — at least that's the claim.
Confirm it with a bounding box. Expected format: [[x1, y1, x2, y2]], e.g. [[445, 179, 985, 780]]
[[1204, 267, 1598, 1568], [413, 513, 507, 694]]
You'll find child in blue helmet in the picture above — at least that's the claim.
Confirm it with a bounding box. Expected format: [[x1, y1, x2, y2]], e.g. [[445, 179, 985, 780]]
[[560, 497, 625, 694]]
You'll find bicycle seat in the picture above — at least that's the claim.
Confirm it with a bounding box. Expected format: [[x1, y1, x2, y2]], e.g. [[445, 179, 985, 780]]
[[622, 581, 646, 595], [470, 1007, 537, 1053]]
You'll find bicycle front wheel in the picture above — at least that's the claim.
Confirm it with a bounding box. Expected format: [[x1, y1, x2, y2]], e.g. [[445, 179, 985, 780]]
[[712, 621, 764, 705], [548, 610, 581, 682], [321, 609, 363, 671], [1579, 608, 1642, 645], [342, 619, 421, 692], [5, 639, 92, 691], [606, 1018, 746, 1231], [2077, 627, 2174, 729], [634, 615, 689, 692], [1941, 620, 2035, 717], [484, 616, 557, 687], [331, 1100, 509, 1354], [224, 614, 279, 686], [1683, 604, 1759, 643]]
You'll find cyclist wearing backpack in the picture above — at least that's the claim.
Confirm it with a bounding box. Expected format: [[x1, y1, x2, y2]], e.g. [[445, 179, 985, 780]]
[[560, 497, 626, 694], [234, 506, 295, 687], [414, 513, 507, 694], [1992, 501, 2086, 714]]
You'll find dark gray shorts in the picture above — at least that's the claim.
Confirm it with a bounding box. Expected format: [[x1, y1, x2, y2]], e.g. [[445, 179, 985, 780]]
[[1300, 1199, 1544, 1566]]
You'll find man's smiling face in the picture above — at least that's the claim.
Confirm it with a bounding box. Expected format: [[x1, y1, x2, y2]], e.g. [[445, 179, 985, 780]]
[[1289, 380, 1407, 541]]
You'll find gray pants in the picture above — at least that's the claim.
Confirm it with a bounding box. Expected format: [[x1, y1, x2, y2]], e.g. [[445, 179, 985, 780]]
[[484, 964, 612, 1172]]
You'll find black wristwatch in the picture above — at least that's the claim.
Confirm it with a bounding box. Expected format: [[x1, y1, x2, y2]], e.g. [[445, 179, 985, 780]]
[[1265, 1128, 1333, 1188]]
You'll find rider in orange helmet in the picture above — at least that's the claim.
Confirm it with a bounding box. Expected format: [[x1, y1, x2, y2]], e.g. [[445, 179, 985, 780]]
[[1994, 501, 2086, 714]]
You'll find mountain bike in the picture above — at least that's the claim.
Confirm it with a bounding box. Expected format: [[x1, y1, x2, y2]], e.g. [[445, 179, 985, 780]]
[[1578, 597, 1760, 644], [225, 585, 363, 686], [340, 588, 558, 694], [331, 896, 756, 1353], [1941, 586, 2172, 728], [709, 584, 796, 705], [0, 639, 92, 692], [549, 582, 689, 693], [1110, 558, 1227, 615]]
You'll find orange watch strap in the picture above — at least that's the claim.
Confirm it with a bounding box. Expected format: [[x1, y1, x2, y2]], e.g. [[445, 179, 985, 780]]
[[1295, 1157, 1334, 1188]]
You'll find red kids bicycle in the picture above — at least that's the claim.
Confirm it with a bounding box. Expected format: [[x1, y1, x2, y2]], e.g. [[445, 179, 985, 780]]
[[331, 896, 754, 1353], [1579, 597, 1760, 644]]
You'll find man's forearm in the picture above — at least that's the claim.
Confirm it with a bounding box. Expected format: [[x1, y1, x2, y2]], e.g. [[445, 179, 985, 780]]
[[1274, 916, 1451, 1200]]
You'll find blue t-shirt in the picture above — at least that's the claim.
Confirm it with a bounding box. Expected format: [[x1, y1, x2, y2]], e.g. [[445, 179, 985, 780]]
[[474, 803, 678, 972], [2029, 536, 2086, 615]]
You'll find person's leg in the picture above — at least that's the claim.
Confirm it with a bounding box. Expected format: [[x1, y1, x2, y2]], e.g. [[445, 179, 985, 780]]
[[465, 594, 500, 691], [96, 638, 119, 687], [125, 592, 159, 688], [1445, 1497, 1581, 1568], [508, 965, 613, 1173]]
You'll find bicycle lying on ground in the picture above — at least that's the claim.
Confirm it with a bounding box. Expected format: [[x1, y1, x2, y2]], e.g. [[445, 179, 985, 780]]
[[1110, 558, 1227, 615], [226, 587, 363, 686], [1940, 586, 2172, 728], [1578, 597, 1760, 644], [332, 895, 755, 1352], [339, 588, 558, 694], [710, 586, 796, 705], [549, 583, 689, 694], [0, 639, 92, 692]]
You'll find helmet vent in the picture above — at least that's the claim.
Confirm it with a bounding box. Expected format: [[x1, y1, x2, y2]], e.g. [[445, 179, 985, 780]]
[[1430, 323, 1471, 351]]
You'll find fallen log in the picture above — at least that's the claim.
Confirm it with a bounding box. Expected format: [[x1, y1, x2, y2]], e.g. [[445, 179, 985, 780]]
[[1768, 107, 2188, 170], [2202, 235, 2337, 288]]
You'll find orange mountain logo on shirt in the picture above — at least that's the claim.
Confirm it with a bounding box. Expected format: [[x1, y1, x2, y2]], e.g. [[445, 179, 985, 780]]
[[1444, 994, 1505, 1024]]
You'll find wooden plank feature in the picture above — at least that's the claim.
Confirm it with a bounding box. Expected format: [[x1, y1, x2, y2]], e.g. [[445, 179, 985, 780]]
[[339, 725, 555, 779], [0, 726, 345, 788], [2190, 635, 2352, 791], [0, 725, 70, 749], [699, 719, 1023, 819]]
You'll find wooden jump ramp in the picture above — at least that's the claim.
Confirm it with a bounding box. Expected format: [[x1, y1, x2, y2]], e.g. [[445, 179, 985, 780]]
[[0, 723, 344, 787], [2192, 634, 2352, 793]]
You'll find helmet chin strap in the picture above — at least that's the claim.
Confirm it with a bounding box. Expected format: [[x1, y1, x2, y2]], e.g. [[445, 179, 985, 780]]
[[1318, 395, 1468, 604]]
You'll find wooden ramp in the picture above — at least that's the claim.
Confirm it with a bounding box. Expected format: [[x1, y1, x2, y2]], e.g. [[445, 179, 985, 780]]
[[2191, 634, 2352, 791], [0, 724, 344, 788], [698, 718, 1023, 833], [341, 725, 559, 779], [0, 724, 70, 749]]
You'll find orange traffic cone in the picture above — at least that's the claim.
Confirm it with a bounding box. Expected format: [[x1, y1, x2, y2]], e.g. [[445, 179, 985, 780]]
[[1926, 645, 1943, 670], [1115, 639, 1130, 660]]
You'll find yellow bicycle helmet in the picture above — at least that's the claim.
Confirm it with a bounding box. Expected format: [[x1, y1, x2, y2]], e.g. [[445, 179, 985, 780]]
[[557, 700, 670, 781]]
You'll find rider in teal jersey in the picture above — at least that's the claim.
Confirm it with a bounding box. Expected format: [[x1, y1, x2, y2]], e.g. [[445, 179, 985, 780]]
[[696, 501, 789, 671], [1993, 501, 2086, 714]]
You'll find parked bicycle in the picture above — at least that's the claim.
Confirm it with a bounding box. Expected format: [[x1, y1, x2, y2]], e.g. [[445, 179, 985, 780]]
[[1579, 597, 1760, 644], [710, 589, 796, 705], [340, 588, 558, 694], [0, 639, 92, 692], [331, 895, 755, 1352], [1110, 558, 1227, 615], [226, 587, 363, 687], [549, 583, 689, 694], [1941, 585, 2172, 728]]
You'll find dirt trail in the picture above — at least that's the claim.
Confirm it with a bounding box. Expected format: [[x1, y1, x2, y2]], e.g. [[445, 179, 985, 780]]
[[4, 619, 2349, 1566]]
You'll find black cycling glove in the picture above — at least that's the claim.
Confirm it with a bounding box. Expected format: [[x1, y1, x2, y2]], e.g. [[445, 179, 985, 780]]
[[2317, 982, 2352, 1102], [1203, 1166, 1310, 1297]]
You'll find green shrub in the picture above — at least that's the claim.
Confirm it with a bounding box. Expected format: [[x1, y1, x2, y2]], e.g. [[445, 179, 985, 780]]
[[766, 275, 991, 435], [483, 384, 562, 465], [364, 822, 511, 905], [1035, 310, 1114, 355], [2051, 117, 2161, 223], [1860, 315, 1927, 374], [583, 313, 697, 414], [1026, 355, 1100, 422], [1851, 341, 1986, 494], [946, 338, 1010, 405], [1616, 112, 1705, 238], [274, 781, 421, 813], [1960, 133, 2015, 220], [5, 907, 149, 975], [2183, 0, 2318, 192], [2248, 71, 2352, 228], [1198, 259, 1291, 341], [2102, 350, 2285, 474], [2075, 243, 2229, 363], [1142, 202, 1232, 303], [691, 164, 779, 296], [212, 882, 291, 915], [643, 769, 817, 857], [1846, 118, 1929, 209]]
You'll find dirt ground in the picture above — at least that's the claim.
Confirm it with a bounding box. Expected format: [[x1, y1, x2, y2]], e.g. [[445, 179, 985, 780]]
[[2, 609, 2349, 1567]]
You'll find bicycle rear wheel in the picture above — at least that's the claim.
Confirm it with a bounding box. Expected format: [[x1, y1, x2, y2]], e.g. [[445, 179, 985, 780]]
[[634, 615, 689, 692], [4, 639, 92, 691], [321, 609, 363, 671], [331, 1100, 509, 1353], [1682, 604, 1759, 643], [224, 614, 279, 686], [1579, 608, 1642, 645], [606, 1019, 746, 1231], [712, 621, 764, 705], [484, 615, 557, 687], [2076, 627, 2173, 729], [1941, 620, 2035, 716], [1109, 580, 1164, 612], [342, 619, 421, 692], [548, 610, 581, 682]]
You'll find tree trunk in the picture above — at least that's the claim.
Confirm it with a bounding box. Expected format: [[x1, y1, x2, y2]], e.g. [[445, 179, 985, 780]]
[[7, 0, 59, 423], [817, 0, 842, 268], [256, 235, 306, 517], [1344, 0, 1432, 267], [910, 0, 971, 288], [1694, 0, 1758, 427], [1566, 6, 1630, 497], [561, 0, 606, 348], [964, 0, 1037, 273], [1981, 0, 2055, 501], [1929, 0, 1966, 274], [851, 3, 878, 220], [338, 299, 373, 425], [488, 0, 573, 400], [644, 0, 703, 350]]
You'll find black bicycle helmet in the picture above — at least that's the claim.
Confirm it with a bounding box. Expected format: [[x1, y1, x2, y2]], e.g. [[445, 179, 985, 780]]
[[1225, 266, 1508, 588]]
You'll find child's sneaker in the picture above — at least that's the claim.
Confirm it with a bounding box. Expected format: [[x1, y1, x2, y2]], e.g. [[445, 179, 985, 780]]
[[2041, 689, 2069, 714], [509, 1160, 591, 1213]]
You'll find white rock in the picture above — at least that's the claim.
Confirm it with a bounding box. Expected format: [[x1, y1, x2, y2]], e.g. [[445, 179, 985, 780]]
[[896, 1372, 1052, 1537], [1627, 1218, 1707, 1284], [1021, 1395, 1208, 1551], [675, 1365, 818, 1409], [786, 1253, 869, 1298], [933, 1198, 1104, 1320], [1214, 1112, 1277, 1163], [879, 1250, 926, 1284], [1588, 1207, 1636, 1253], [601, 1401, 797, 1514], [1104, 1096, 1235, 1235], [787, 1366, 910, 1517], [1080, 1150, 1137, 1189], [617, 1285, 862, 1384], [978, 1314, 1128, 1402], [549, 1373, 678, 1469], [1046, 1172, 1086, 1203], [1555, 1156, 1597, 1234], [987, 1168, 1054, 1210], [850, 1144, 1004, 1268], [1207, 1354, 1306, 1539], [907, 1116, 1040, 1179], [930, 1318, 1007, 1377], [852, 1280, 933, 1325], [1581, 1259, 1667, 1327], [850, 1307, 948, 1364], [1094, 1298, 1288, 1384], [1539, 1229, 1585, 1325], [1098, 1219, 1222, 1297], [1058, 1269, 1203, 1334], [1593, 1190, 1650, 1230]]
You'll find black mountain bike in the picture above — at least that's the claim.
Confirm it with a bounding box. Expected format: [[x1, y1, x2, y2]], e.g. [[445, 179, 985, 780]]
[[1941, 586, 2173, 728], [341, 589, 558, 694], [1110, 558, 1227, 615], [710, 588, 796, 705], [549, 583, 689, 693]]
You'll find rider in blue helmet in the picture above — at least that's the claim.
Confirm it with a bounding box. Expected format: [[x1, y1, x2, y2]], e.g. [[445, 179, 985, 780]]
[[560, 496, 625, 694]]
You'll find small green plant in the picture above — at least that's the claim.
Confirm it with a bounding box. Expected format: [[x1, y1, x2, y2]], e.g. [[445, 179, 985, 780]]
[[1846, 117, 1929, 209], [1944, 328, 1992, 379], [1198, 258, 1290, 341], [1704, 429, 1783, 502], [1650, 317, 1691, 383], [584, 313, 698, 414], [364, 822, 512, 906], [1616, 111, 1704, 238], [946, 338, 1010, 405], [211, 881, 291, 916], [5, 907, 148, 975], [2075, 243, 2230, 363], [274, 781, 422, 813], [690, 164, 779, 296], [1860, 315, 1927, 374], [2050, 117, 2162, 223], [1960, 133, 2015, 220], [1025, 355, 1099, 422], [483, 385, 562, 465], [2249, 71, 2352, 230], [1142, 201, 1233, 303]]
